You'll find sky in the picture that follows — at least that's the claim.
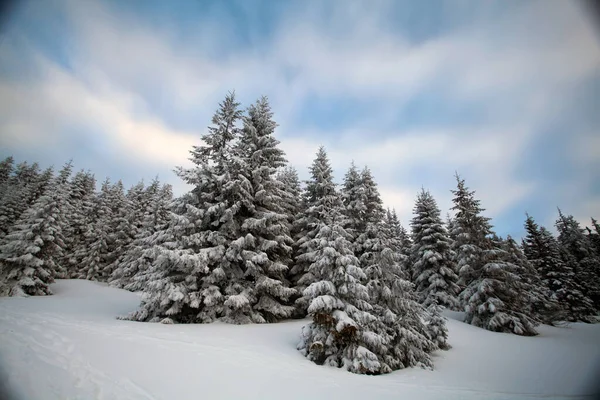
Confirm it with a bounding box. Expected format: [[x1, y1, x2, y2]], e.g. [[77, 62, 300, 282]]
[[0, 0, 599, 239]]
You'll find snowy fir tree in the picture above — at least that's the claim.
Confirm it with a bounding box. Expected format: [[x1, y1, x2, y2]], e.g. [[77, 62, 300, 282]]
[[59, 170, 97, 277], [451, 175, 538, 335], [501, 233, 562, 325], [426, 301, 451, 350], [79, 179, 115, 281], [449, 173, 492, 294], [460, 234, 539, 335], [292, 147, 341, 316], [0, 156, 14, 196], [340, 162, 367, 240], [585, 218, 600, 257], [409, 189, 459, 309], [123, 92, 245, 323], [0, 162, 72, 296], [276, 166, 302, 226], [555, 210, 600, 310], [523, 215, 596, 322], [0, 161, 46, 237], [123, 93, 297, 324], [226, 95, 296, 322], [110, 179, 173, 289]]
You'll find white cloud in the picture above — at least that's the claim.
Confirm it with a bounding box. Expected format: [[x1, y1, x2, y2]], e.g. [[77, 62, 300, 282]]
[[0, 0, 598, 236]]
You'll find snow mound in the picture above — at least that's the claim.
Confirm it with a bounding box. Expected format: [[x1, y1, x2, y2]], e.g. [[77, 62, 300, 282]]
[[0, 280, 599, 400]]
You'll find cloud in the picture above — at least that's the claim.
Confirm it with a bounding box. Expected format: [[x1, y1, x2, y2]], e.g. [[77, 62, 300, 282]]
[[0, 0, 598, 238]]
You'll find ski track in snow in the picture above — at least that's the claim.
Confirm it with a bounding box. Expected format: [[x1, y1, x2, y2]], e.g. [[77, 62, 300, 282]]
[[0, 280, 599, 400]]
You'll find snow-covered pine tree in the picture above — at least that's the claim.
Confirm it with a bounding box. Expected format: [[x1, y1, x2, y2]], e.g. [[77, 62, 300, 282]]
[[292, 146, 340, 316], [364, 212, 437, 370], [226, 96, 296, 322], [555, 210, 600, 310], [426, 301, 451, 350], [585, 218, 600, 258], [0, 156, 14, 197], [0, 162, 47, 237], [79, 178, 114, 281], [100, 180, 136, 280], [297, 199, 382, 374], [340, 162, 367, 240], [298, 182, 436, 374], [124, 92, 244, 323], [501, 233, 562, 325], [0, 162, 72, 296], [460, 233, 539, 335], [276, 166, 302, 225], [523, 215, 596, 322], [450, 173, 492, 296], [451, 175, 538, 335], [409, 189, 459, 309], [62, 170, 97, 278], [110, 179, 173, 289]]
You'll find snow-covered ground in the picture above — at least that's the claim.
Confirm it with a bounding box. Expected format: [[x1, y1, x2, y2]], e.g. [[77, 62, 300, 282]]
[[0, 280, 599, 400]]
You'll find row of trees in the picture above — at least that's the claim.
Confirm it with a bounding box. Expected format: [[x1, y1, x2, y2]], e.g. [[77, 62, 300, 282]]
[[0, 92, 598, 375]]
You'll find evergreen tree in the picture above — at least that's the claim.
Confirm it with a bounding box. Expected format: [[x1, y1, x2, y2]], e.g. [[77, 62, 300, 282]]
[[110, 180, 173, 289], [227, 96, 297, 321], [501, 233, 562, 324], [461, 234, 539, 335], [523, 215, 596, 322], [276, 166, 302, 227], [426, 301, 451, 350], [586, 218, 600, 257], [125, 92, 289, 324], [340, 162, 366, 240], [384, 208, 411, 279], [0, 156, 14, 193], [64, 171, 97, 278], [292, 147, 341, 316], [298, 197, 435, 374], [451, 175, 538, 335], [0, 163, 71, 296], [0, 162, 46, 237], [450, 173, 492, 293], [410, 189, 459, 309], [556, 210, 600, 310], [100, 180, 135, 280], [79, 179, 114, 281]]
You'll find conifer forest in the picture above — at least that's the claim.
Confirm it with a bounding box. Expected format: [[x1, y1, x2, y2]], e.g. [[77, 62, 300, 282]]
[[1, 93, 599, 377]]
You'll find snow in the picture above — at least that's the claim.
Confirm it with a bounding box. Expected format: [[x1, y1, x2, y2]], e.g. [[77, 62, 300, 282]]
[[1, 280, 599, 400]]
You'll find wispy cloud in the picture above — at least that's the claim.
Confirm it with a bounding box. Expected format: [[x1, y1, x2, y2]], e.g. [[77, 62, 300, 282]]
[[0, 0, 598, 236]]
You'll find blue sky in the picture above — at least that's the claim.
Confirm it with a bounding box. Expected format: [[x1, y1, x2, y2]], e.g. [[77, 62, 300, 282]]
[[0, 0, 599, 239]]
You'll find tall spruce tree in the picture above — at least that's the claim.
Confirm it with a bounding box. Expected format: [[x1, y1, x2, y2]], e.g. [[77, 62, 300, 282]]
[[409, 189, 459, 309], [523, 215, 596, 322], [555, 210, 600, 310], [586, 218, 600, 257], [124, 92, 244, 324], [501, 233, 562, 324], [110, 180, 173, 289], [79, 179, 114, 281], [452, 175, 538, 335], [292, 147, 340, 316], [228, 96, 296, 321], [0, 162, 72, 296], [450, 174, 491, 293]]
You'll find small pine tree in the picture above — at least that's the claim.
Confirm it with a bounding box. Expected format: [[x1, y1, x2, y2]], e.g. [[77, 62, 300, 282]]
[[410, 189, 460, 309], [292, 147, 341, 316], [0, 164, 71, 296], [556, 210, 600, 310], [523, 215, 596, 322], [461, 235, 539, 336], [426, 301, 451, 350], [297, 207, 384, 374]]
